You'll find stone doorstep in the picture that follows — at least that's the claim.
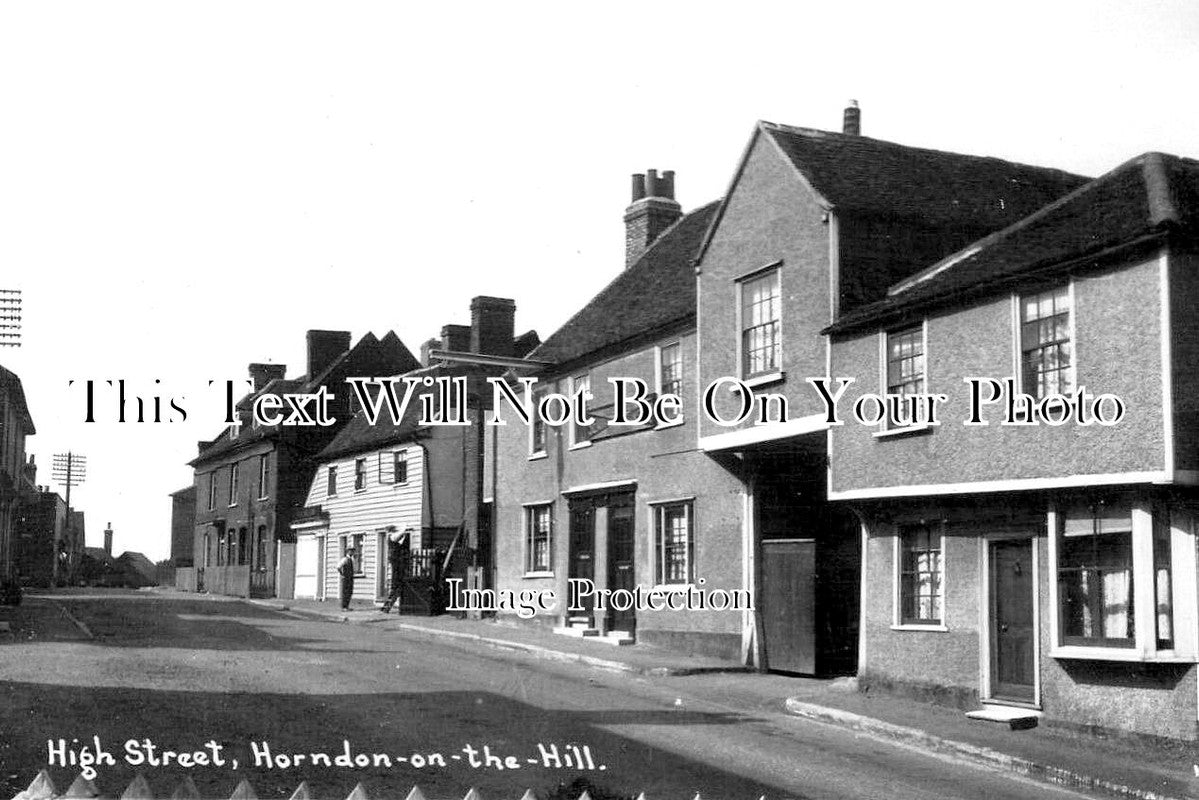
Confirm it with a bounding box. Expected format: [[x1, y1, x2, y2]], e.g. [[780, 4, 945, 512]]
[[965, 704, 1042, 730], [552, 624, 600, 637]]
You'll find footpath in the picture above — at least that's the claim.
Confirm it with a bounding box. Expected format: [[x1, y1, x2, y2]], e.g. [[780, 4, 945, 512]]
[[247, 593, 1199, 800], [7, 589, 1198, 800]]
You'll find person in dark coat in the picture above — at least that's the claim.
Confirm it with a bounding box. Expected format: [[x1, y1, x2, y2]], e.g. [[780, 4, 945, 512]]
[[380, 528, 411, 613], [338, 547, 356, 610]]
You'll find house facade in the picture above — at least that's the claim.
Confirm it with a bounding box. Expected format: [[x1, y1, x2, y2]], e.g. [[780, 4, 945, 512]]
[[687, 115, 1086, 673], [293, 297, 538, 609], [0, 365, 35, 583], [13, 489, 69, 587], [169, 485, 195, 567], [188, 329, 419, 599], [492, 176, 753, 658], [825, 152, 1199, 740]]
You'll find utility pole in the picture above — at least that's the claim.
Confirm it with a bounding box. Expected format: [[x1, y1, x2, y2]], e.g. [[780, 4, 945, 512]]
[[0, 289, 20, 347], [52, 452, 87, 586]]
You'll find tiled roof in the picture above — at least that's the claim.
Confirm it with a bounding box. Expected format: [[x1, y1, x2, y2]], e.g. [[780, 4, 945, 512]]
[[762, 122, 1089, 229], [529, 200, 720, 369], [315, 393, 425, 462], [826, 152, 1199, 334]]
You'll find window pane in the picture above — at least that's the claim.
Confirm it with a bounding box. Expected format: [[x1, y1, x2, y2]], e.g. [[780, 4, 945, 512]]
[[899, 525, 941, 625], [1021, 287, 1072, 400], [740, 270, 780, 376], [1059, 504, 1135, 646]]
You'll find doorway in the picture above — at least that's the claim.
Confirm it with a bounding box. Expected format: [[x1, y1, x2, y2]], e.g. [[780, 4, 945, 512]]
[[987, 538, 1037, 704], [607, 497, 636, 634]]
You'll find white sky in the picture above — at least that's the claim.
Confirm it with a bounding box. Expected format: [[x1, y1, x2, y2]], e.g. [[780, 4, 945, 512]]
[[1, 1, 1196, 561]]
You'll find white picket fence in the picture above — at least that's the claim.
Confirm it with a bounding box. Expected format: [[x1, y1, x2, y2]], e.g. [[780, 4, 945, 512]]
[[9, 771, 728, 800]]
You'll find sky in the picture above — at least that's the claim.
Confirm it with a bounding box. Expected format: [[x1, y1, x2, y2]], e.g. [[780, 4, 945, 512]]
[[1, 1, 1196, 561]]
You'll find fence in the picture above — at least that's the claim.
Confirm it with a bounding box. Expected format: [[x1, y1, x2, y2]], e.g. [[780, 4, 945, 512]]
[[10, 770, 679, 800], [203, 565, 251, 598], [175, 567, 197, 593]]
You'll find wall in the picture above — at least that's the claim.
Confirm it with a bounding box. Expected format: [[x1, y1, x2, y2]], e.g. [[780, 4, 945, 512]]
[[857, 494, 1199, 740], [494, 329, 746, 658], [696, 132, 832, 438], [1170, 247, 1199, 474], [829, 254, 1166, 494], [303, 444, 425, 602]]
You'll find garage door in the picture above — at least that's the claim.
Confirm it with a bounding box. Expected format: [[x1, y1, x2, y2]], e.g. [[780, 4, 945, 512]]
[[294, 536, 318, 599]]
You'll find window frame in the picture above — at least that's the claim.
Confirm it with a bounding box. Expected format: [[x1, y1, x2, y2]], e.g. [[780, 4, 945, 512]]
[[341, 533, 365, 577], [380, 450, 408, 485], [1048, 498, 1197, 662], [327, 465, 338, 497], [524, 502, 553, 576], [227, 462, 239, 507], [1014, 283, 1075, 401], [354, 458, 367, 492], [655, 341, 685, 428], [736, 264, 782, 381], [879, 322, 928, 431], [257, 454, 270, 500], [652, 499, 695, 587], [892, 523, 947, 631], [529, 386, 548, 459], [567, 373, 592, 449], [208, 472, 217, 511]]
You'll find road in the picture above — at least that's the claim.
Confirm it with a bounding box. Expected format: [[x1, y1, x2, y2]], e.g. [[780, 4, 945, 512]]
[[0, 591, 1091, 799]]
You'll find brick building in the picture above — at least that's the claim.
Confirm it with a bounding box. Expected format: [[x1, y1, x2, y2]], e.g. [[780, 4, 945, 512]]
[[188, 329, 419, 599], [168, 485, 195, 567]]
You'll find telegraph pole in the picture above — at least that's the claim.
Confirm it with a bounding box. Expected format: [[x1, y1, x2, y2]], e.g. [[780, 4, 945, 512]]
[[0, 289, 20, 347], [52, 452, 87, 586]]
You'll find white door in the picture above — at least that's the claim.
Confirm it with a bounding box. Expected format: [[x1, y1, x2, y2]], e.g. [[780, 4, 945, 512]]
[[294, 535, 319, 599]]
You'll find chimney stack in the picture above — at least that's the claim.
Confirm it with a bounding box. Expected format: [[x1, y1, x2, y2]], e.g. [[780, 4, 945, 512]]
[[420, 338, 442, 367], [440, 324, 471, 354], [470, 296, 516, 357], [306, 330, 351, 380], [248, 363, 287, 392], [104, 522, 113, 556], [843, 100, 861, 136], [624, 168, 682, 269]]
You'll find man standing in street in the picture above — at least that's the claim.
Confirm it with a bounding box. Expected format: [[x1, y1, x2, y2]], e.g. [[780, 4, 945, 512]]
[[380, 527, 411, 613], [338, 547, 356, 611]]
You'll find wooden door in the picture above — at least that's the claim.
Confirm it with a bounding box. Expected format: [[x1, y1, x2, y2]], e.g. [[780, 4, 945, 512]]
[[568, 503, 595, 617], [761, 539, 815, 674], [607, 498, 636, 633], [990, 539, 1035, 702]]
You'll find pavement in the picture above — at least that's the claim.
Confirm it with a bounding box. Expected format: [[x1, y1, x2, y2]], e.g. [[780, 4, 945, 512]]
[[11, 588, 1199, 800]]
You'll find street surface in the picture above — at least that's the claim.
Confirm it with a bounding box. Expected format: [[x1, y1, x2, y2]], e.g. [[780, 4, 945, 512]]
[[0, 590, 1094, 799]]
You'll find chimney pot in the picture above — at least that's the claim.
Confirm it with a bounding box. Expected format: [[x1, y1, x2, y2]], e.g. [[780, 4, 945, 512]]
[[631, 173, 646, 202], [843, 100, 861, 136], [440, 324, 471, 354]]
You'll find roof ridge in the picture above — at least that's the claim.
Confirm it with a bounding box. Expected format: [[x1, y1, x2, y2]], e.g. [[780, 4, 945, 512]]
[[763, 120, 1090, 181], [889, 152, 1158, 296]]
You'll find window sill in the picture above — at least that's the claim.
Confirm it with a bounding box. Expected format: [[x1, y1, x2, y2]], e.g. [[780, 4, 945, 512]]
[[527, 451, 548, 462], [1050, 646, 1195, 663], [654, 417, 685, 431], [891, 623, 949, 632], [742, 371, 785, 389], [258, 495, 269, 501], [873, 422, 936, 439], [568, 440, 593, 451], [523, 571, 554, 579]]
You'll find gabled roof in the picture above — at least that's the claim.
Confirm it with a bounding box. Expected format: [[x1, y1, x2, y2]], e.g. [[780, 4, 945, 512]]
[[529, 200, 720, 370], [825, 152, 1199, 335], [0, 363, 35, 434], [315, 385, 425, 462], [762, 122, 1088, 228], [190, 332, 419, 465], [696, 122, 1089, 266]]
